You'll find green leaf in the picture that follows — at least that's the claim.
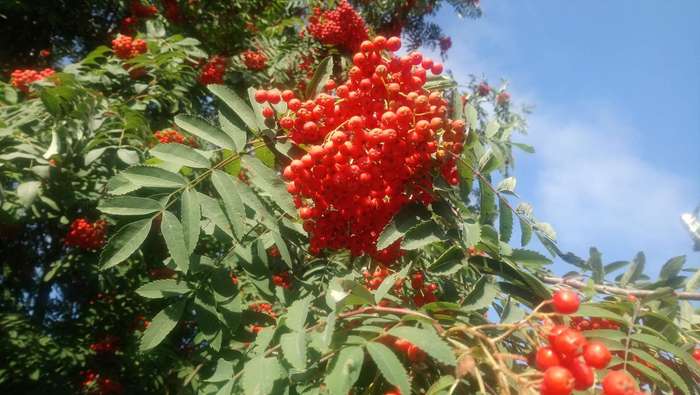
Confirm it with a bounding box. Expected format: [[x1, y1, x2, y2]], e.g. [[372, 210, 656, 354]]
[[136, 279, 191, 299], [98, 196, 163, 216], [305, 56, 333, 99], [426, 375, 456, 395], [122, 166, 187, 189], [174, 114, 236, 150], [498, 197, 513, 242], [285, 297, 311, 331], [181, 189, 200, 254], [466, 103, 478, 131], [588, 247, 604, 283], [629, 333, 700, 376], [485, 120, 499, 138], [620, 252, 645, 286], [508, 249, 551, 267], [429, 246, 465, 273], [17, 181, 42, 207], [574, 304, 624, 323], [140, 299, 186, 351], [374, 265, 411, 303], [324, 346, 364, 395], [496, 176, 516, 193], [462, 276, 497, 312], [280, 331, 307, 370], [150, 143, 210, 168], [659, 255, 685, 281], [161, 211, 190, 273], [241, 357, 285, 395], [210, 170, 246, 239], [477, 150, 500, 173], [377, 203, 429, 250], [604, 260, 629, 275], [628, 348, 690, 395], [208, 84, 258, 132], [241, 155, 296, 217], [219, 110, 247, 152], [478, 178, 497, 224], [117, 148, 140, 165], [627, 361, 669, 389], [271, 231, 292, 267], [388, 326, 456, 365], [106, 174, 140, 195], [401, 221, 444, 250], [100, 218, 152, 269], [366, 342, 411, 395]]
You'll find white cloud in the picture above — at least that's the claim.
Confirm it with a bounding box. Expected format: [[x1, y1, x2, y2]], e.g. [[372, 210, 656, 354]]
[[435, 4, 699, 268], [524, 109, 699, 265]]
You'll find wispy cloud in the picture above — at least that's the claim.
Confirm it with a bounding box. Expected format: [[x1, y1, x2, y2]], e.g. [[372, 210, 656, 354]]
[[525, 109, 699, 266], [435, 5, 699, 268]]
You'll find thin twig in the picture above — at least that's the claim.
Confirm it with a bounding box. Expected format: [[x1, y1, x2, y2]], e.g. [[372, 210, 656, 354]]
[[541, 275, 700, 301]]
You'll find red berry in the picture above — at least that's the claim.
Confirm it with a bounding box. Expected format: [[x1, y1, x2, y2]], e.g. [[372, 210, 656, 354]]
[[583, 341, 611, 369], [262, 107, 275, 118], [386, 36, 401, 52], [552, 328, 587, 356], [565, 357, 594, 390], [406, 344, 426, 362], [693, 348, 700, 361], [254, 89, 268, 103], [535, 347, 561, 371], [552, 289, 580, 314], [547, 325, 567, 345], [541, 366, 574, 395], [602, 370, 638, 395]]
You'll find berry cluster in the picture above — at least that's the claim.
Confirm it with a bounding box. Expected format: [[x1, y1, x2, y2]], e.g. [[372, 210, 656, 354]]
[[248, 302, 276, 335], [496, 91, 510, 106], [198, 55, 228, 85], [10, 68, 55, 93], [65, 218, 107, 250], [272, 271, 293, 289], [307, 0, 369, 52], [378, 335, 426, 363], [89, 335, 120, 354], [249, 302, 276, 318], [535, 290, 643, 395], [153, 129, 197, 146], [406, 272, 438, 307], [570, 316, 620, 331], [439, 36, 452, 54], [111, 34, 147, 60], [242, 50, 268, 71], [130, 0, 158, 18], [80, 370, 123, 395], [161, 0, 183, 23], [256, 36, 456, 262]]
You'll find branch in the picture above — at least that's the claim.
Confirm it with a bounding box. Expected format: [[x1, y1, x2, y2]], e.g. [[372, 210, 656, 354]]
[[541, 275, 700, 301]]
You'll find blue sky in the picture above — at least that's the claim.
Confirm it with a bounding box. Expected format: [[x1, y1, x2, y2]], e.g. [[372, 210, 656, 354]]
[[433, 1, 700, 274]]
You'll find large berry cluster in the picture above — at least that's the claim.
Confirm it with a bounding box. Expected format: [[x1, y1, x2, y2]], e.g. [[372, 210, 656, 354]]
[[198, 55, 228, 85], [10, 68, 55, 93], [111, 34, 147, 60], [242, 50, 268, 71], [65, 218, 107, 250], [153, 129, 197, 146], [307, 0, 369, 52], [256, 36, 460, 263]]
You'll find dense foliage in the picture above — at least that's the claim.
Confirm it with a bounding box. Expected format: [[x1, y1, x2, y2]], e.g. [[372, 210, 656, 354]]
[[1, 1, 699, 395]]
